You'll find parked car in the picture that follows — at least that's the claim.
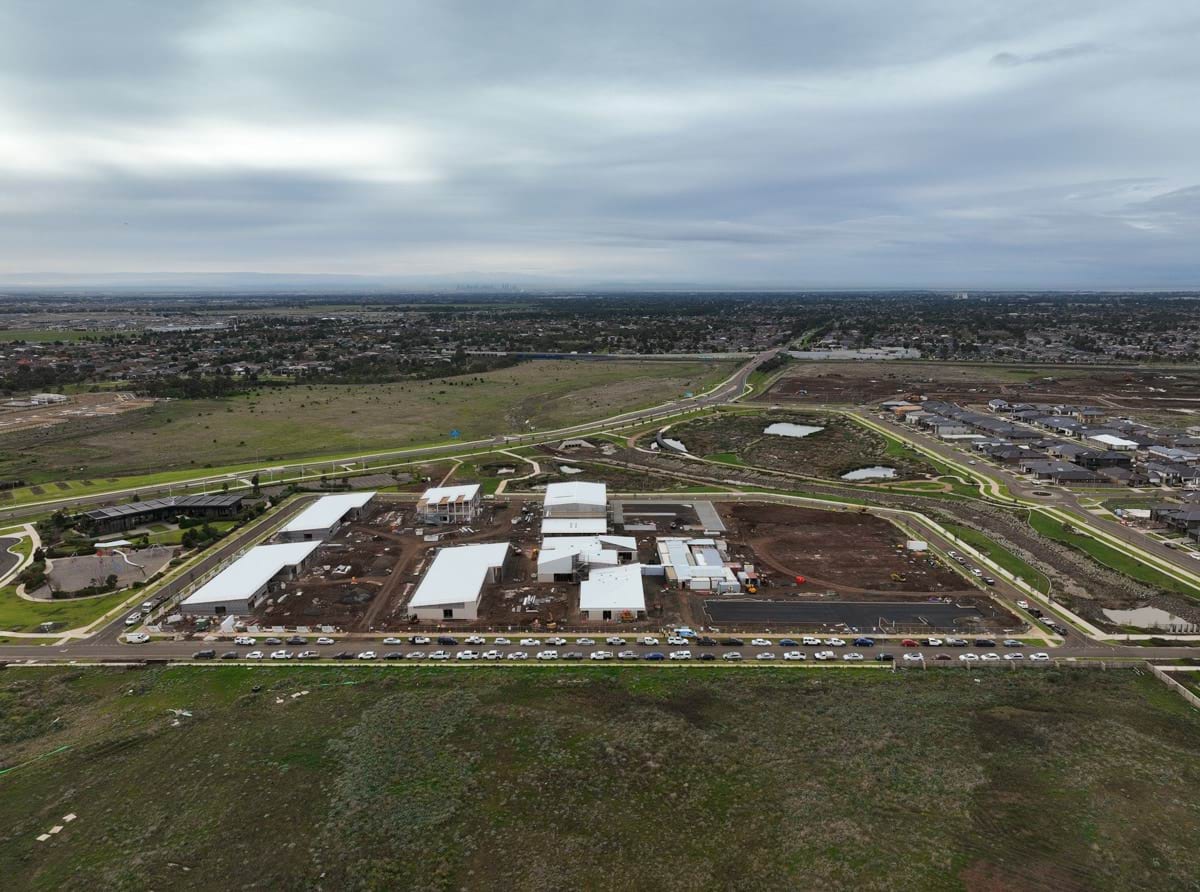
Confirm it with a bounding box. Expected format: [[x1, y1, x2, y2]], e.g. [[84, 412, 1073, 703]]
[[638, 636, 660, 646], [1030, 652, 1051, 662], [575, 637, 596, 646], [667, 636, 688, 646], [783, 651, 806, 661], [902, 652, 924, 662], [221, 651, 239, 660], [234, 636, 256, 646], [264, 637, 283, 646], [900, 639, 919, 647], [778, 639, 799, 647], [605, 636, 627, 646], [1002, 639, 1024, 647], [853, 637, 875, 647], [562, 651, 584, 660], [297, 650, 319, 660], [825, 638, 846, 647], [429, 650, 450, 660], [465, 635, 487, 645], [506, 651, 528, 661], [126, 632, 150, 644], [959, 653, 980, 662], [332, 651, 354, 660], [802, 636, 822, 646], [245, 650, 265, 660], [697, 636, 718, 647], [813, 651, 835, 661], [720, 638, 745, 647], [546, 637, 567, 646], [409, 635, 431, 645], [383, 637, 404, 645], [618, 650, 639, 660], [842, 652, 864, 661], [722, 652, 743, 661], [482, 650, 502, 660], [124, 612, 142, 627], [750, 638, 772, 647], [286, 635, 306, 645], [1016, 600, 1030, 610], [755, 652, 775, 661], [192, 649, 216, 660], [456, 650, 479, 660], [270, 650, 293, 660], [925, 638, 943, 647], [643, 652, 666, 661], [492, 637, 510, 646], [589, 650, 613, 661], [945, 638, 968, 647], [535, 650, 558, 661], [980, 652, 1001, 662], [316, 637, 335, 646], [356, 650, 377, 660], [1003, 652, 1024, 661], [875, 653, 894, 662], [437, 636, 458, 646], [974, 638, 996, 648], [405, 651, 425, 660], [667, 649, 691, 661], [698, 652, 717, 661]]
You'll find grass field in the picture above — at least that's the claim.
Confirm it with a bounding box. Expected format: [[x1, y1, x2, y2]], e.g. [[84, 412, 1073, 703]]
[[0, 585, 131, 633], [1029, 512, 1200, 598], [0, 329, 126, 344], [1, 667, 1198, 891], [942, 522, 1053, 594], [0, 360, 730, 486]]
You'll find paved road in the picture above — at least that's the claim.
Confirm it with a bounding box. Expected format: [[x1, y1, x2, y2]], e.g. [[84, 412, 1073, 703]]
[[0, 635, 1190, 665]]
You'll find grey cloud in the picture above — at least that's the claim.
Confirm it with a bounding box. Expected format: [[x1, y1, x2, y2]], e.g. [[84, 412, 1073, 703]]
[[991, 42, 1100, 67]]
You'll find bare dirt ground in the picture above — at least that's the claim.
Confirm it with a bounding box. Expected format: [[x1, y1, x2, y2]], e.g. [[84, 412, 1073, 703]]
[[0, 392, 155, 435], [764, 361, 1200, 411], [720, 503, 968, 595]]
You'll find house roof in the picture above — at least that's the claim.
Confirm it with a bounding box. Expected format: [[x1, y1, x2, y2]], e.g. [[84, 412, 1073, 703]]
[[543, 481, 606, 510], [418, 484, 481, 507]]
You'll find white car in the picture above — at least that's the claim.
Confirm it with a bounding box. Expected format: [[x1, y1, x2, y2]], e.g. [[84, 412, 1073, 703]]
[[270, 650, 293, 660], [316, 636, 335, 646], [481, 649, 502, 660], [638, 636, 660, 646], [802, 636, 822, 646], [429, 650, 450, 660], [605, 636, 626, 646], [926, 638, 943, 647], [1003, 652, 1024, 661], [959, 653, 980, 662], [970, 568, 983, 577], [669, 650, 691, 661], [357, 650, 377, 660], [546, 637, 567, 646], [492, 637, 511, 646], [519, 638, 539, 647], [234, 636, 256, 646], [506, 651, 528, 661], [755, 652, 775, 661], [383, 637, 404, 645], [297, 650, 319, 660], [245, 650, 264, 660], [722, 652, 743, 661], [980, 652, 1001, 661], [814, 650, 835, 661], [1016, 600, 1030, 610], [575, 637, 595, 646], [125, 632, 150, 644], [456, 650, 479, 660], [750, 638, 772, 647], [1030, 652, 1051, 662], [842, 652, 864, 662], [123, 612, 142, 627], [667, 636, 688, 646], [589, 650, 613, 661], [902, 652, 924, 662], [536, 650, 558, 661], [465, 635, 486, 645], [783, 651, 806, 661], [618, 650, 639, 660], [405, 651, 425, 660], [825, 638, 846, 647]]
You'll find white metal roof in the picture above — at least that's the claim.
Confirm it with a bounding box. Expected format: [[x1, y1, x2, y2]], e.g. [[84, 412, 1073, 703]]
[[538, 536, 635, 571], [183, 541, 321, 606], [579, 563, 646, 613], [409, 541, 510, 609], [418, 483, 481, 506], [281, 492, 376, 533], [542, 517, 608, 535], [543, 481, 606, 510], [1087, 434, 1139, 448]]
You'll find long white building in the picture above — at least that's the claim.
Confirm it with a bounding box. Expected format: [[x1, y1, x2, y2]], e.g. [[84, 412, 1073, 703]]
[[277, 492, 376, 542], [407, 541, 510, 622], [579, 563, 647, 622], [181, 541, 321, 616], [542, 481, 607, 535]]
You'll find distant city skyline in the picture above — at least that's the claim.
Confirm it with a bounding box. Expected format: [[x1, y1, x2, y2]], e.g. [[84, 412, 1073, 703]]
[[1, 1, 1198, 288]]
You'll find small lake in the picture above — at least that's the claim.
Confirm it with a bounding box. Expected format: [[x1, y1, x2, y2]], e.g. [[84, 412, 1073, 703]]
[[1103, 606, 1192, 630], [764, 422, 824, 438], [841, 465, 898, 481]]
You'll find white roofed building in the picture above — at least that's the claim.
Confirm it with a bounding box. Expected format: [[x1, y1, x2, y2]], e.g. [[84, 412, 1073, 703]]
[[408, 542, 510, 622], [416, 483, 482, 524], [655, 537, 741, 592], [542, 481, 607, 535], [579, 563, 647, 621], [181, 541, 321, 616], [277, 492, 376, 542], [536, 535, 636, 582]]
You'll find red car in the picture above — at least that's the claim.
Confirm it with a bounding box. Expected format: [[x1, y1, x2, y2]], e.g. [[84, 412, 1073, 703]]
[[900, 638, 919, 647]]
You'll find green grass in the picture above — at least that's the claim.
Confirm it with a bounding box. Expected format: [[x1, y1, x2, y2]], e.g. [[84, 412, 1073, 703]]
[[941, 522, 1052, 594], [1, 667, 1199, 890], [0, 329, 128, 343], [0, 360, 732, 488], [1029, 512, 1200, 598], [704, 451, 745, 465], [0, 585, 131, 633]]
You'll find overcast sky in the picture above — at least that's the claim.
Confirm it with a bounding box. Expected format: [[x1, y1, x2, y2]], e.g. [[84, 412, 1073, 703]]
[[1, 1, 1198, 289]]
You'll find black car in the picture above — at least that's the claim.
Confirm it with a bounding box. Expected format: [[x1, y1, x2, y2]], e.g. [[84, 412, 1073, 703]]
[[974, 638, 996, 648], [264, 637, 283, 646], [286, 635, 306, 645], [875, 653, 894, 662], [1028, 607, 1044, 618], [437, 636, 458, 645], [698, 653, 717, 661], [220, 651, 239, 660], [779, 639, 800, 647], [696, 636, 718, 647], [720, 637, 744, 647], [934, 654, 951, 661], [192, 649, 216, 659], [332, 651, 354, 660], [383, 651, 404, 660]]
